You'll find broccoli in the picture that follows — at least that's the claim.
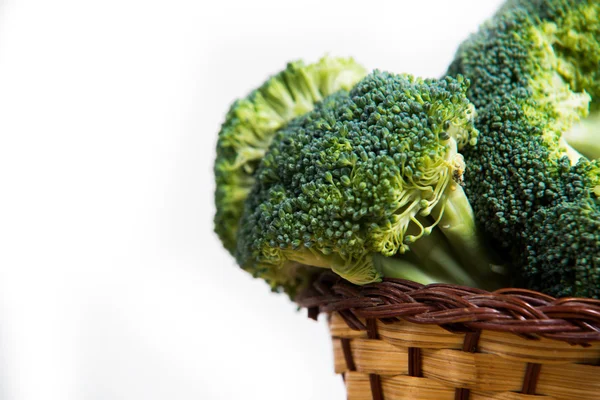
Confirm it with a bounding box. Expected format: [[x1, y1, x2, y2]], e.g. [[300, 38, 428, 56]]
[[214, 56, 367, 253], [447, 0, 600, 297], [525, 160, 600, 297], [235, 72, 507, 295], [564, 110, 600, 160]]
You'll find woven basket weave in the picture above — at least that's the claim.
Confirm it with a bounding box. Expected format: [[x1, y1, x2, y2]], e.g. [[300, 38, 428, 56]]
[[296, 272, 600, 400]]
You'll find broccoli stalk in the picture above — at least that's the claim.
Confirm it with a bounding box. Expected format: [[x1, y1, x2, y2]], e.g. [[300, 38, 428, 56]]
[[382, 220, 492, 288], [564, 110, 600, 160], [373, 252, 453, 286], [432, 181, 505, 281]]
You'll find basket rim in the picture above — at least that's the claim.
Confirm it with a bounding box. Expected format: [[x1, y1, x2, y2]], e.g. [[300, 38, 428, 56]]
[[295, 272, 600, 345]]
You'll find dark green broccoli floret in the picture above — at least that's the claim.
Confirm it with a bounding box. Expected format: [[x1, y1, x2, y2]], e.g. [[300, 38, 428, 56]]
[[447, 0, 600, 297], [214, 57, 366, 253], [236, 72, 506, 295], [525, 160, 600, 298]]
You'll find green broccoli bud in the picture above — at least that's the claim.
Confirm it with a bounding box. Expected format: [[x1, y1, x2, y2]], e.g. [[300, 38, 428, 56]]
[[526, 196, 600, 299]]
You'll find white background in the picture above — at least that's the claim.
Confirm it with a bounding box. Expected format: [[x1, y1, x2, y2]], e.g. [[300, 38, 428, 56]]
[[0, 1, 503, 399]]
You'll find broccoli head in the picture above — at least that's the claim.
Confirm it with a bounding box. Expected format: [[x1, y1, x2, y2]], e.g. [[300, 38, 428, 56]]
[[214, 56, 367, 253], [236, 72, 505, 295], [447, 0, 600, 297], [525, 159, 600, 298]]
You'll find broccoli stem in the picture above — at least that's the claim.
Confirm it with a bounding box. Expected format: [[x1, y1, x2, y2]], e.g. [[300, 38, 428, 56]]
[[429, 183, 508, 290], [373, 221, 490, 288], [560, 138, 584, 165], [373, 253, 447, 284], [408, 224, 481, 287], [564, 110, 600, 160], [284, 247, 341, 269]]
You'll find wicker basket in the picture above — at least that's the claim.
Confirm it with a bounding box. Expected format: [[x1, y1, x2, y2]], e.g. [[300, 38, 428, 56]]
[[296, 272, 600, 400]]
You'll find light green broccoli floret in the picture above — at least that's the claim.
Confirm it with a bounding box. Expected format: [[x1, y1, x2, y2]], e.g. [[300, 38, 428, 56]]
[[214, 56, 367, 253]]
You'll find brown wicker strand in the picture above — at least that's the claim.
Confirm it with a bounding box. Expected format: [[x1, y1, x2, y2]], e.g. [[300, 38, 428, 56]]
[[307, 306, 319, 321], [340, 338, 356, 372], [365, 319, 384, 400], [454, 389, 469, 400], [521, 363, 542, 395], [366, 318, 379, 340], [461, 330, 481, 352], [407, 347, 422, 377], [368, 374, 384, 400]]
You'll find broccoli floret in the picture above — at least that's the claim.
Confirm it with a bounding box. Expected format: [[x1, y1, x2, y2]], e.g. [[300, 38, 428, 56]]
[[526, 201, 600, 298], [447, 0, 600, 297], [236, 72, 506, 295], [525, 160, 600, 298], [214, 56, 367, 253]]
